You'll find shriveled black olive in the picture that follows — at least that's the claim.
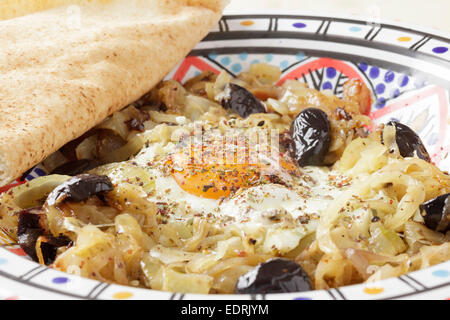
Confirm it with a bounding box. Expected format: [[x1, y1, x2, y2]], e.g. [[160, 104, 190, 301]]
[[220, 83, 266, 118], [37, 236, 72, 265], [420, 193, 450, 233], [235, 258, 312, 294], [386, 121, 430, 162], [17, 207, 47, 237], [18, 227, 43, 262], [46, 174, 113, 206], [51, 159, 101, 176], [17, 208, 71, 265], [290, 108, 331, 167]]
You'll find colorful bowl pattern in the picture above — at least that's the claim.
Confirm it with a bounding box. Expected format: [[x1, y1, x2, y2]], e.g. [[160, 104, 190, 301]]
[[0, 13, 449, 300]]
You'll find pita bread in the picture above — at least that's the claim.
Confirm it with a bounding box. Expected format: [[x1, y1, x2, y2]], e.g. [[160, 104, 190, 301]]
[[0, 0, 227, 186]]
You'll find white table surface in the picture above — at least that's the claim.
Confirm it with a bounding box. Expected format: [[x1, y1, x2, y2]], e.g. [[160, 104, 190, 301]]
[[226, 0, 450, 34]]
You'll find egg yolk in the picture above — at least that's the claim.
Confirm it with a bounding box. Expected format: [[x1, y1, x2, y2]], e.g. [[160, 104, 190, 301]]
[[168, 144, 299, 199]]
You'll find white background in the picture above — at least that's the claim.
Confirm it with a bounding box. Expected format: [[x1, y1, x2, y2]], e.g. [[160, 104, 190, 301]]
[[226, 0, 450, 33]]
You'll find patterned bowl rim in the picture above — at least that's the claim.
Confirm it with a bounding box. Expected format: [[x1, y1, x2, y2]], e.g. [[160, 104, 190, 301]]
[[0, 11, 449, 300], [223, 9, 450, 39]]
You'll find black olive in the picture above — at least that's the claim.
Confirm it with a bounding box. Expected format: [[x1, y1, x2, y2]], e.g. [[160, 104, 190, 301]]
[[51, 159, 101, 176], [17, 207, 46, 237], [290, 108, 331, 167], [235, 258, 312, 294], [46, 174, 113, 206], [420, 193, 450, 233], [386, 121, 430, 162], [220, 83, 266, 118], [17, 208, 71, 265]]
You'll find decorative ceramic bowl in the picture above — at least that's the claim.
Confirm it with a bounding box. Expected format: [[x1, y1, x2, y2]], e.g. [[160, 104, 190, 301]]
[[0, 12, 449, 300]]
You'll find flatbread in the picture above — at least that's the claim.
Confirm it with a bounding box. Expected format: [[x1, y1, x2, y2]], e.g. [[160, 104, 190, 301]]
[[0, 0, 227, 186]]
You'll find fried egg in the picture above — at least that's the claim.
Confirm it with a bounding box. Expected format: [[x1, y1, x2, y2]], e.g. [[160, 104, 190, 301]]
[[133, 124, 349, 254]]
